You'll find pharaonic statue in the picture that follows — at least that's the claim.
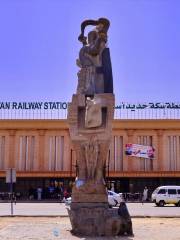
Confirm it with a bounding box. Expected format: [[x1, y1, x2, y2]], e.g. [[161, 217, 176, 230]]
[[68, 18, 115, 194], [76, 18, 113, 95], [68, 18, 133, 237]]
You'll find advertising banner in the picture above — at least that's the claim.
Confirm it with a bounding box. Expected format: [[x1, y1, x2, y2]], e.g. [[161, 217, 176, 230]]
[[125, 143, 155, 159]]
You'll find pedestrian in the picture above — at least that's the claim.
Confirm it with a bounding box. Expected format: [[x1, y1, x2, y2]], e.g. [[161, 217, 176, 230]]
[[48, 182, 55, 199], [64, 189, 68, 198], [37, 187, 42, 201], [142, 186, 148, 203], [12, 193, 16, 205], [29, 186, 34, 200]]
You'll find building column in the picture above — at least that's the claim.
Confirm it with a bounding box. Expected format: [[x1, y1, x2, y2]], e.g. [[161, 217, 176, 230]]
[[38, 130, 45, 170], [152, 134, 158, 171], [109, 135, 115, 172], [8, 130, 16, 168], [156, 130, 164, 171], [126, 130, 135, 171]]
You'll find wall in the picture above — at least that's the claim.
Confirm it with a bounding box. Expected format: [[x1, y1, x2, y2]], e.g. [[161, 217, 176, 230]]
[[0, 119, 180, 178]]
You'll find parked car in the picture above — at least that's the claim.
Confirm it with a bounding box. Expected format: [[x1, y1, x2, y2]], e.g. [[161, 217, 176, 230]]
[[108, 194, 118, 207], [65, 197, 72, 205], [151, 186, 180, 207], [108, 190, 123, 205], [65, 192, 122, 208]]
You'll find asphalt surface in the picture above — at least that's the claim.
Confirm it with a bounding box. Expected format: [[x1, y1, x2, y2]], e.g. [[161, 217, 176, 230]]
[[0, 202, 180, 217]]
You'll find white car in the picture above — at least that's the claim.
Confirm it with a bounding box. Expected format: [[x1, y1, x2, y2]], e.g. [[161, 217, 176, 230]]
[[108, 190, 123, 206], [108, 194, 118, 207], [64, 197, 72, 205], [152, 186, 180, 207], [65, 193, 121, 208]]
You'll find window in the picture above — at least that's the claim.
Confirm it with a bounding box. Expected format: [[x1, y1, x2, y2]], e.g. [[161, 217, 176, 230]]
[[167, 136, 180, 171], [48, 136, 64, 171], [0, 136, 5, 169], [115, 136, 123, 171], [110, 136, 123, 171], [158, 189, 166, 194], [177, 190, 180, 194], [153, 188, 159, 194], [19, 136, 35, 170], [137, 136, 153, 171], [168, 189, 177, 195]]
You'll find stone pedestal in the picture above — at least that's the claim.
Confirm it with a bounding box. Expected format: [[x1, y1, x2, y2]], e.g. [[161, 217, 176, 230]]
[[68, 93, 114, 202], [68, 202, 133, 237], [67, 92, 133, 236], [67, 91, 133, 236]]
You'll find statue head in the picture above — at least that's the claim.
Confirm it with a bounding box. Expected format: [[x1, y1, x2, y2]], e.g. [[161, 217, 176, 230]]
[[87, 30, 98, 44], [78, 17, 110, 45], [97, 18, 110, 32], [96, 23, 104, 32]]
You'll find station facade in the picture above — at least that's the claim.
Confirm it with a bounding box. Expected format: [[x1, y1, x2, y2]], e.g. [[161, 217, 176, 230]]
[[0, 119, 180, 196]]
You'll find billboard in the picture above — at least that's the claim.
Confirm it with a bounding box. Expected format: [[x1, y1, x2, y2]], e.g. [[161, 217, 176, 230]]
[[125, 143, 155, 159]]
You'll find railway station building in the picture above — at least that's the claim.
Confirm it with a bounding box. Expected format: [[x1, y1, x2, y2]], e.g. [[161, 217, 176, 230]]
[[0, 110, 180, 198]]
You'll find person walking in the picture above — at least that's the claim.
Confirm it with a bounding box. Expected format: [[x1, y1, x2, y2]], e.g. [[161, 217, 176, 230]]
[[142, 186, 148, 204], [37, 187, 42, 201]]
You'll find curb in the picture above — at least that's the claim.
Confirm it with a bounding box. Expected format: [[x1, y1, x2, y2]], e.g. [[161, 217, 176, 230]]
[[131, 216, 180, 218], [0, 215, 68, 217], [0, 215, 180, 218]]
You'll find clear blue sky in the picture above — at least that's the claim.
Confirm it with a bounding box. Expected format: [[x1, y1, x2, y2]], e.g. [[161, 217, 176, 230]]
[[0, 0, 180, 103]]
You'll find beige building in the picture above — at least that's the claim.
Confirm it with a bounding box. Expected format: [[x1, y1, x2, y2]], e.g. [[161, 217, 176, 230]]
[[0, 119, 180, 196]]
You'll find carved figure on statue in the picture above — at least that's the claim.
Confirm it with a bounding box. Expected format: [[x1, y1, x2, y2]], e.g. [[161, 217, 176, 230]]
[[85, 96, 102, 128], [84, 136, 99, 179], [76, 18, 113, 95]]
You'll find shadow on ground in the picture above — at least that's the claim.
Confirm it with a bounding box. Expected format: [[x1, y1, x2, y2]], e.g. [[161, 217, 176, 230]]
[[68, 230, 134, 240]]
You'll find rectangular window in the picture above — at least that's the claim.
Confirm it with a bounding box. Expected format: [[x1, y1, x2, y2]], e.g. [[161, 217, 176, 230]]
[[158, 189, 166, 194], [19, 136, 35, 170], [114, 136, 123, 171], [168, 189, 177, 195], [48, 136, 64, 171], [177, 190, 180, 194], [167, 136, 179, 171], [137, 136, 153, 171], [0, 136, 5, 169]]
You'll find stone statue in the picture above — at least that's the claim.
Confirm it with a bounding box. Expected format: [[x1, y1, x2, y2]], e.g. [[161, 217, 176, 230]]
[[67, 18, 133, 237], [76, 18, 113, 95]]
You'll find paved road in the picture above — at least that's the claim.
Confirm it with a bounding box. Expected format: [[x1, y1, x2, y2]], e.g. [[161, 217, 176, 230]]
[[0, 202, 180, 217], [127, 202, 180, 217]]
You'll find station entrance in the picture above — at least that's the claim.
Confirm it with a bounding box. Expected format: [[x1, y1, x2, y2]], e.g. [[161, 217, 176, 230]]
[[0, 177, 180, 201]]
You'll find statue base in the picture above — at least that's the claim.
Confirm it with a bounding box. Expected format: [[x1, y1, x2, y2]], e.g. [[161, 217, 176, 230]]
[[68, 202, 133, 237]]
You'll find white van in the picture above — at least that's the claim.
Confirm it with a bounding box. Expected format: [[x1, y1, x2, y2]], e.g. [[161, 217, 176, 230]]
[[151, 186, 180, 207]]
